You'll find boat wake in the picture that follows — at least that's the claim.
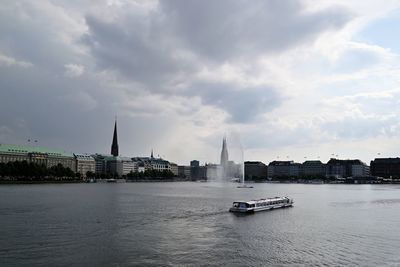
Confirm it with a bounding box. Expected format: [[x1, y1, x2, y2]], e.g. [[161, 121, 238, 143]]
[[164, 210, 228, 221]]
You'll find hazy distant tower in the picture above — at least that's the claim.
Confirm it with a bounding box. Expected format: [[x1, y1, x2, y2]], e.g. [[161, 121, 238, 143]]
[[220, 137, 229, 166], [111, 119, 119, 157]]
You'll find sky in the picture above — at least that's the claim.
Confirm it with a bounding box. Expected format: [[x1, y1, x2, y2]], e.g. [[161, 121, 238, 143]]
[[1, 0, 400, 165]]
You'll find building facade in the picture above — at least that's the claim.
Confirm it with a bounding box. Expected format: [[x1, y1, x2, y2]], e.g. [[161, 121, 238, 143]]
[[119, 157, 137, 176], [169, 162, 179, 176], [326, 158, 369, 178], [92, 154, 108, 174], [244, 161, 267, 179], [370, 158, 400, 178], [74, 154, 95, 177], [190, 160, 200, 168], [268, 161, 299, 178], [178, 165, 191, 178], [0, 143, 75, 171], [301, 160, 326, 177]]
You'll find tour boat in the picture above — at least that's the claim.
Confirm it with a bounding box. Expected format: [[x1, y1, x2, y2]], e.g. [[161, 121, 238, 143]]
[[237, 184, 254, 188], [229, 196, 294, 213]]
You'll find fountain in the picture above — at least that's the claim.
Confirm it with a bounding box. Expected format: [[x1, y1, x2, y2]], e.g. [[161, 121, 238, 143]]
[[236, 137, 253, 188], [206, 133, 253, 188]]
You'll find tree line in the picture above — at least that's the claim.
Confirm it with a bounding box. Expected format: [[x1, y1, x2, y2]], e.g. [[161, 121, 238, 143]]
[[126, 169, 175, 180], [0, 160, 77, 181]]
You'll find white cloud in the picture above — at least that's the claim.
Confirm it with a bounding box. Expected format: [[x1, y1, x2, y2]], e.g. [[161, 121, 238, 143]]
[[0, 53, 33, 68], [64, 63, 85, 77]]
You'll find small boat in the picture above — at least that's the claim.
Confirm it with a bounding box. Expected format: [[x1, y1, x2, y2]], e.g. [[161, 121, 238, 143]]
[[106, 178, 117, 183], [229, 196, 294, 213], [237, 184, 254, 188]]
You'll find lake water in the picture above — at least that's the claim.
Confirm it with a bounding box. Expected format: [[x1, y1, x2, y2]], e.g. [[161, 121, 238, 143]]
[[1, 182, 400, 266]]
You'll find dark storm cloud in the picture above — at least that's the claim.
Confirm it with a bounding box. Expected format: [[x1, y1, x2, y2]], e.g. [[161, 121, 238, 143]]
[[81, 0, 351, 122], [82, 14, 196, 87], [160, 0, 351, 60], [191, 82, 283, 123]]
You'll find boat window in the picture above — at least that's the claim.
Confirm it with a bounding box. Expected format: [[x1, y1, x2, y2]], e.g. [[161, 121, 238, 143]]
[[239, 203, 247, 208]]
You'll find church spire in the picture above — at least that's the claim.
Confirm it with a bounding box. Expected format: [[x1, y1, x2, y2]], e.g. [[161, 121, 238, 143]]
[[220, 136, 228, 166], [111, 118, 119, 156]]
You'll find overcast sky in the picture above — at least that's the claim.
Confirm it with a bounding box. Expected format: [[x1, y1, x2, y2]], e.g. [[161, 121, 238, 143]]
[[1, 0, 400, 165]]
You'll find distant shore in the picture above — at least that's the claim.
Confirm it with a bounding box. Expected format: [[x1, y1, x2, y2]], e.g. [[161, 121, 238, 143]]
[[0, 177, 192, 184], [0, 180, 85, 184], [1, 177, 398, 185]]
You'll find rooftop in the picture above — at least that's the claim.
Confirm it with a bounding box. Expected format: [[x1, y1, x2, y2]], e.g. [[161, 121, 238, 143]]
[[0, 143, 73, 157]]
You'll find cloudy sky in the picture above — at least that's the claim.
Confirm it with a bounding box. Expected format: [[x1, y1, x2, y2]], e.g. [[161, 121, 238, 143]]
[[1, 0, 400, 165]]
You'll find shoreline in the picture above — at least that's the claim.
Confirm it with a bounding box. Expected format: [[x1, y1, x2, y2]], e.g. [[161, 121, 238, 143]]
[[0, 180, 85, 184], [0, 178, 192, 184]]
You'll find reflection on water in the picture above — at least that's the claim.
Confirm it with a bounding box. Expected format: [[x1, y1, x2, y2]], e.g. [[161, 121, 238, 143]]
[[1, 183, 400, 266]]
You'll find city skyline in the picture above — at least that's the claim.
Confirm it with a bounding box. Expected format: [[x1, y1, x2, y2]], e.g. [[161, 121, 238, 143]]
[[1, 1, 400, 165]]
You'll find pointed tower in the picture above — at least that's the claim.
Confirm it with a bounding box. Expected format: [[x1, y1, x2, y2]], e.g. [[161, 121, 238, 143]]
[[220, 137, 229, 166], [111, 119, 119, 157]]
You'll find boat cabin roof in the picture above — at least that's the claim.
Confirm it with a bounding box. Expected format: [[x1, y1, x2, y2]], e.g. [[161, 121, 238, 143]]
[[234, 196, 288, 205]]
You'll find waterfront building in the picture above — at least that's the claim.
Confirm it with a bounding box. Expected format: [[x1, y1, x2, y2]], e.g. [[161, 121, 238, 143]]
[[352, 164, 370, 177], [191, 165, 207, 180], [119, 157, 137, 175], [189, 160, 207, 180], [150, 158, 170, 172], [190, 160, 200, 167], [268, 161, 300, 178], [244, 161, 268, 179], [132, 152, 171, 173], [289, 162, 301, 177], [137, 162, 145, 173], [301, 160, 326, 177], [178, 165, 191, 178], [92, 154, 110, 174], [0, 143, 75, 171], [104, 156, 121, 176], [74, 154, 95, 177], [370, 158, 400, 178], [104, 156, 136, 177], [169, 162, 179, 176], [132, 157, 152, 171], [326, 158, 369, 178]]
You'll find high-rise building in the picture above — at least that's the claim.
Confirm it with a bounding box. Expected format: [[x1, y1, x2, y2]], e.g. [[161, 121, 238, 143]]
[[111, 119, 119, 157]]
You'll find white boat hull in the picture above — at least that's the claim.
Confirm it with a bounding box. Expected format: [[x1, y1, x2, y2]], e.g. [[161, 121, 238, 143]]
[[229, 197, 294, 213]]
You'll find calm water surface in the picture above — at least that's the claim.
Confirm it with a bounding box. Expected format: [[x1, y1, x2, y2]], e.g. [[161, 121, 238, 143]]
[[1, 182, 400, 266]]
